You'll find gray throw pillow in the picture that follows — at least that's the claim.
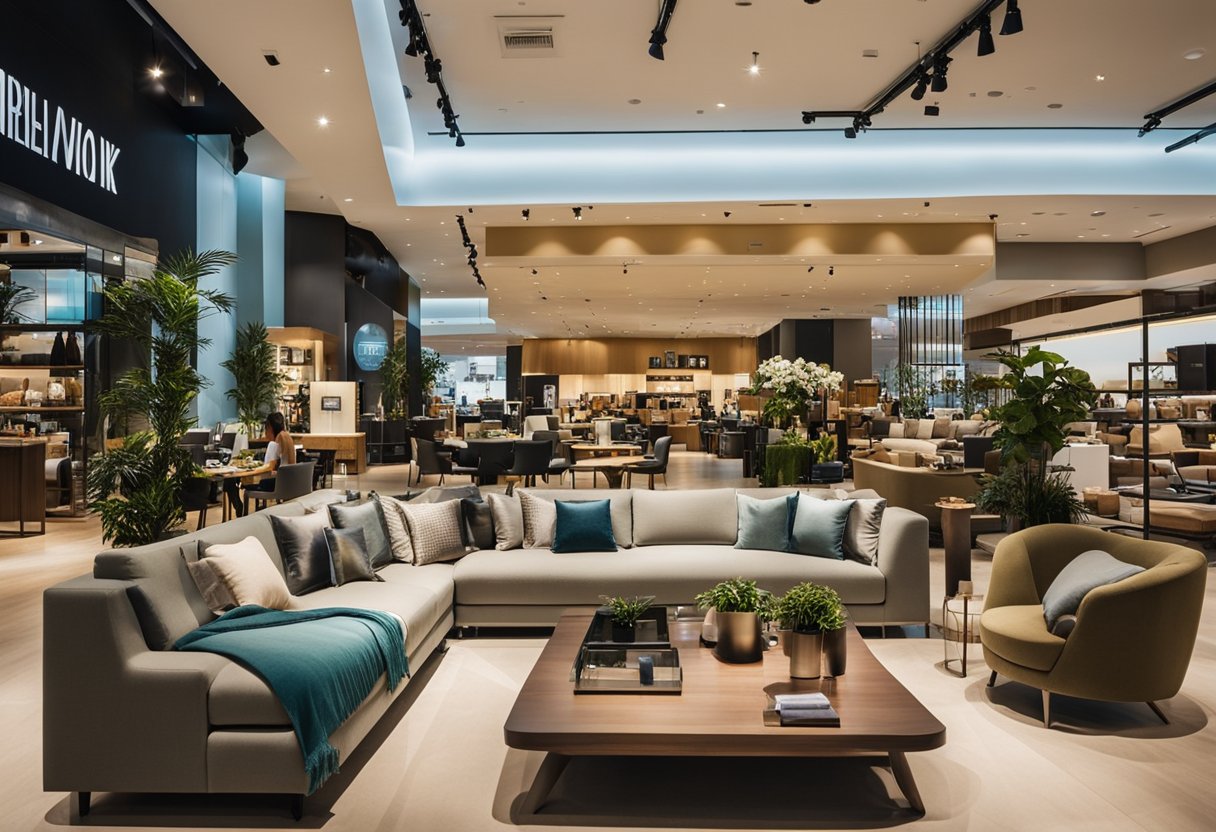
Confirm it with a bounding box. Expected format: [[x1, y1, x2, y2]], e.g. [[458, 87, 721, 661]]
[[329, 498, 392, 570], [843, 498, 886, 565], [323, 527, 382, 585], [790, 493, 854, 559], [735, 493, 795, 552], [269, 509, 333, 595], [487, 492, 524, 550], [1042, 549, 1144, 629]]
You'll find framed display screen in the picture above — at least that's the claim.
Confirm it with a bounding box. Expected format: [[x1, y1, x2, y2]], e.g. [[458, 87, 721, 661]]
[[321, 396, 343, 412]]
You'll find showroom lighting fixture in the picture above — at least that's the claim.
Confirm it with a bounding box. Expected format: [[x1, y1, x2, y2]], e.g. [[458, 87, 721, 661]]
[[800, 0, 1021, 137], [1139, 79, 1216, 152], [828, 266, 835, 276], [521, 208, 530, 220], [723, 211, 732, 218], [572, 206, 583, 220], [924, 104, 940, 117], [648, 0, 678, 60], [748, 51, 760, 75], [807, 266, 814, 273], [398, 0, 464, 147], [977, 15, 995, 56], [455, 215, 484, 289]]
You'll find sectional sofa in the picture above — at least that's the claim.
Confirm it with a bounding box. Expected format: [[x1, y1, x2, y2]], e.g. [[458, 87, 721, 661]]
[[43, 486, 928, 818]]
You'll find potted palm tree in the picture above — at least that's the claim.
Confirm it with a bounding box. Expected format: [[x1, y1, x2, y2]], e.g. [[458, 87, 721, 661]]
[[695, 578, 772, 663], [220, 321, 284, 437], [87, 250, 235, 546]]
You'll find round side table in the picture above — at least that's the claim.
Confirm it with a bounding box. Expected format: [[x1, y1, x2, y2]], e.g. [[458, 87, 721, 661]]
[[942, 594, 984, 677], [936, 500, 975, 598]]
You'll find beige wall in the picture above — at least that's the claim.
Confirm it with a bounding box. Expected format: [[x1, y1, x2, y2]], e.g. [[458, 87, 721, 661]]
[[521, 337, 757, 375]]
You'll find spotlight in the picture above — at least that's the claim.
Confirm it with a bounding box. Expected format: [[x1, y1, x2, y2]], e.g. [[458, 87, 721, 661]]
[[910, 72, 929, 101], [1000, 0, 1023, 36], [807, 266, 815, 273], [455, 134, 465, 147], [924, 104, 940, 117], [522, 209, 530, 220], [467, 207, 474, 213], [844, 127, 857, 139], [623, 266, 629, 275], [930, 55, 951, 93], [149, 66, 164, 79], [723, 211, 732, 218], [572, 207, 583, 220], [977, 15, 995, 56], [749, 51, 760, 75], [828, 266, 835, 276], [648, 0, 677, 61], [532, 269, 538, 275], [230, 133, 249, 174]]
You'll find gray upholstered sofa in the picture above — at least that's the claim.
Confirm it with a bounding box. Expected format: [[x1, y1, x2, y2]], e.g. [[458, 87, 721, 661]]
[[43, 486, 928, 817]]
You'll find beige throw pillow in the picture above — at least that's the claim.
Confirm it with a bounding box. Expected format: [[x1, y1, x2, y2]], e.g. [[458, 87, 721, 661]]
[[519, 491, 557, 548], [185, 558, 237, 614], [888, 422, 905, 438], [201, 536, 292, 610], [487, 492, 524, 550], [915, 419, 936, 440], [376, 494, 415, 563], [402, 500, 469, 565]]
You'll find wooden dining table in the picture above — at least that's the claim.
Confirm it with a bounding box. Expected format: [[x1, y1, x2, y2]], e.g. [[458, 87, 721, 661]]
[[203, 464, 269, 521], [570, 455, 647, 489], [568, 442, 646, 462]]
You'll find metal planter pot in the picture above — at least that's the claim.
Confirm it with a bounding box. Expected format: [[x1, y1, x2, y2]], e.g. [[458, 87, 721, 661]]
[[712, 611, 764, 663], [823, 626, 847, 676], [786, 630, 823, 679]]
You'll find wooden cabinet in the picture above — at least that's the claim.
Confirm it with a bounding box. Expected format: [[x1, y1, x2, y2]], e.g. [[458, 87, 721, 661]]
[[294, 433, 367, 474], [0, 438, 46, 536]]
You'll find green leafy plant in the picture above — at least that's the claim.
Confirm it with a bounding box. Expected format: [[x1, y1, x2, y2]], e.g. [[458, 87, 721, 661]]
[[419, 347, 450, 399], [975, 347, 1097, 528], [220, 321, 284, 436], [808, 433, 837, 464], [600, 595, 655, 628], [87, 249, 236, 546], [379, 336, 409, 418], [772, 582, 847, 633], [762, 441, 809, 487], [894, 364, 931, 418], [0, 280, 37, 323], [695, 578, 773, 616]]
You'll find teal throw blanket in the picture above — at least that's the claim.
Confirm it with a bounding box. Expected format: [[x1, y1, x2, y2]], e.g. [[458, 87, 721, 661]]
[[175, 605, 408, 794]]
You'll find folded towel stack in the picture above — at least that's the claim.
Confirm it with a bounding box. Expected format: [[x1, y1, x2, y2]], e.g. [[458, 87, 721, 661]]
[[774, 692, 840, 727]]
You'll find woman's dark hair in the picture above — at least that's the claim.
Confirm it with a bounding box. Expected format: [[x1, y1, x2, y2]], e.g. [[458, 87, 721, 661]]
[[264, 411, 286, 438]]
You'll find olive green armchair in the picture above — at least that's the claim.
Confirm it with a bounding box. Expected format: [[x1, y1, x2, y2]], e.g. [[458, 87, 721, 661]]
[[980, 525, 1206, 727]]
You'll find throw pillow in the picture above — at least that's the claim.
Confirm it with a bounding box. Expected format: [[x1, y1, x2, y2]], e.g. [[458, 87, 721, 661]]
[[376, 493, 415, 563], [406, 484, 481, 504], [1041, 549, 1145, 629], [888, 422, 905, 438], [790, 493, 855, 560], [323, 526, 383, 585], [868, 419, 892, 438], [461, 497, 496, 551], [843, 498, 886, 565], [486, 492, 524, 550], [183, 557, 236, 614], [329, 498, 393, 570], [402, 500, 469, 565], [735, 492, 796, 552], [269, 510, 333, 595], [931, 418, 952, 439], [520, 491, 557, 549], [915, 419, 935, 440], [200, 536, 292, 610], [552, 499, 618, 553]]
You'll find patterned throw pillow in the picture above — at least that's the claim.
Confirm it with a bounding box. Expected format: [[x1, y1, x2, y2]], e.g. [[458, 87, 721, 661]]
[[520, 491, 557, 549], [486, 492, 524, 550], [375, 493, 415, 563], [402, 500, 469, 565]]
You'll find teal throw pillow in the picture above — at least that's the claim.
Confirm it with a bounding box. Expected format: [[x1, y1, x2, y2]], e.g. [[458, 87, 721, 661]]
[[735, 493, 796, 552], [552, 499, 618, 553], [1041, 549, 1144, 629], [790, 493, 854, 559]]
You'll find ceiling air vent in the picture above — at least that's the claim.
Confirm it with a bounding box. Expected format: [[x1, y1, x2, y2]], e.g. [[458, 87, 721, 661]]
[[497, 17, 563, 58]]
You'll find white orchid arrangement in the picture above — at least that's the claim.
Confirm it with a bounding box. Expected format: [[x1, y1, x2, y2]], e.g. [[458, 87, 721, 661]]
[[750, 356, 844, 426]]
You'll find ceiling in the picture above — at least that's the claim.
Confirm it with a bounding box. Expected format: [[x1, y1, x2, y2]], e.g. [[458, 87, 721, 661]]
[[149, 0, 1216, 350]]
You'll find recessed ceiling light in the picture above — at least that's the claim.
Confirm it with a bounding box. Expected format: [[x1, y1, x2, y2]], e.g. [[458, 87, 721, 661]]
[[987, 90, 1004, 97], [323, 67, 332, 74], [1090, 210, 1105, 217], [1095, 74, 1106, 82], [343, 198, 353, 203], [627, 98, 642, 105], [716, 102, 726, 108], [317, 115, 330, 126], [1047, 103, 1063, 109], [1184, 48, 1206, 61], [149, 66, 164, 79]]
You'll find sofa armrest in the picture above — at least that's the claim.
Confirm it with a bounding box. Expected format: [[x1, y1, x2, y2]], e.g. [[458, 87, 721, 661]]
[[43, 576, 229, 794], [874, 507, 930, 625]]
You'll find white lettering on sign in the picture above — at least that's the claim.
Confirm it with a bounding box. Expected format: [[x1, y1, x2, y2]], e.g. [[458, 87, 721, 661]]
[[0, 65, 120, 194]]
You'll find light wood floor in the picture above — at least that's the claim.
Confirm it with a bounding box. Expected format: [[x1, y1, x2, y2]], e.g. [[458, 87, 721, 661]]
[[2, 450, 1214, 830]]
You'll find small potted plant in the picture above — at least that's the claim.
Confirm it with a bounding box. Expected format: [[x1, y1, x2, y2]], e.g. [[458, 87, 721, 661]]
[[809, 433, 844, 483], [599, 595, 655, 643], [772, 583, 849, 678], [694, 578, 772, 664]]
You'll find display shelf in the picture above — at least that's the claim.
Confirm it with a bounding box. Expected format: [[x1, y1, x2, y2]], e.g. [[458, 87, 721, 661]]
[[0, 406, 85, 413], [0, 323, 86, 332], [0, 365, 85, 372]]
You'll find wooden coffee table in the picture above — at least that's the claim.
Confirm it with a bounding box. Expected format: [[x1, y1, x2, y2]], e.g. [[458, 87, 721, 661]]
[[504, 610, 945, 816]]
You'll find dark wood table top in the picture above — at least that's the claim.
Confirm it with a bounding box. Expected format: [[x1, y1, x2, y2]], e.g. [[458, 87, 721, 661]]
[[504, 610, 946, 757]]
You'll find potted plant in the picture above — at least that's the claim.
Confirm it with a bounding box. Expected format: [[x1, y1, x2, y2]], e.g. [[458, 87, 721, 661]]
[[0, 279, 37, 323], [599, 595, 656, 643], [220, 321, 285, 437], [418, 347, 450, 402], [87, 250, 236, 546], [975, 347, 1096, 529], [772, 582, 848, 678], [379, 336, 409, 419], [694, 578, 772, 663], [749, 355, 844, 429], [762, 431, 811, 487], [808, 432, 843, 483]]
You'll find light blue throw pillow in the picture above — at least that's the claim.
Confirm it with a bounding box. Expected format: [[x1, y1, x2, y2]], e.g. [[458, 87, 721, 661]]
[[552, 499, 617, 553], [790, 493, 854, 559], [1041, 549, 1144, 629], [735, 493, 796, 552]]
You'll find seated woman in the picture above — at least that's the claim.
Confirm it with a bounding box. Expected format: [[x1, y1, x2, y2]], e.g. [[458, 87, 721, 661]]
[[223, 412, 296, 518]]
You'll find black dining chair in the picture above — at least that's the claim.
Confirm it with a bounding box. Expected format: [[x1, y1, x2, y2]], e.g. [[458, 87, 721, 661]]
[[610, 419, 626, 441], [533, 430, 574, 484], [503, 439, 555, 491], [625, 435, 673, 489], [178, 476, 213, 530], [646, 423, 669, 453], [475, 441, 516, 485], [414, 438, 455, 485]]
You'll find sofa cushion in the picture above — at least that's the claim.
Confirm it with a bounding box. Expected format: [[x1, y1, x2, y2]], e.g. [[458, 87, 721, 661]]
[[735, 492, 795, 552], [843, 499, 886, 565], [552, 499, 618, 553], [931, 419, 952, 439], [953, 420, 981, 438], [486, 492, 524, 550], [520, 491, 558, 548], [888, 422, 905, 438], [517, 488, 634, 547], [269, 510, 333, 595], [880, 438, 938, 456], [376, 494, 414, 563], [329, 499, 393, 570], [980, 605, 1066, 672], [202, 536, 293, 610], [402, 500, 469, 565], [461, 497, 496, 551], [632, 488, 738, 546], [324, 527, 382, 585], [453, 545, 885, 607], [1041, 549, 1144, 629], [790, 493, 854, 559]]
